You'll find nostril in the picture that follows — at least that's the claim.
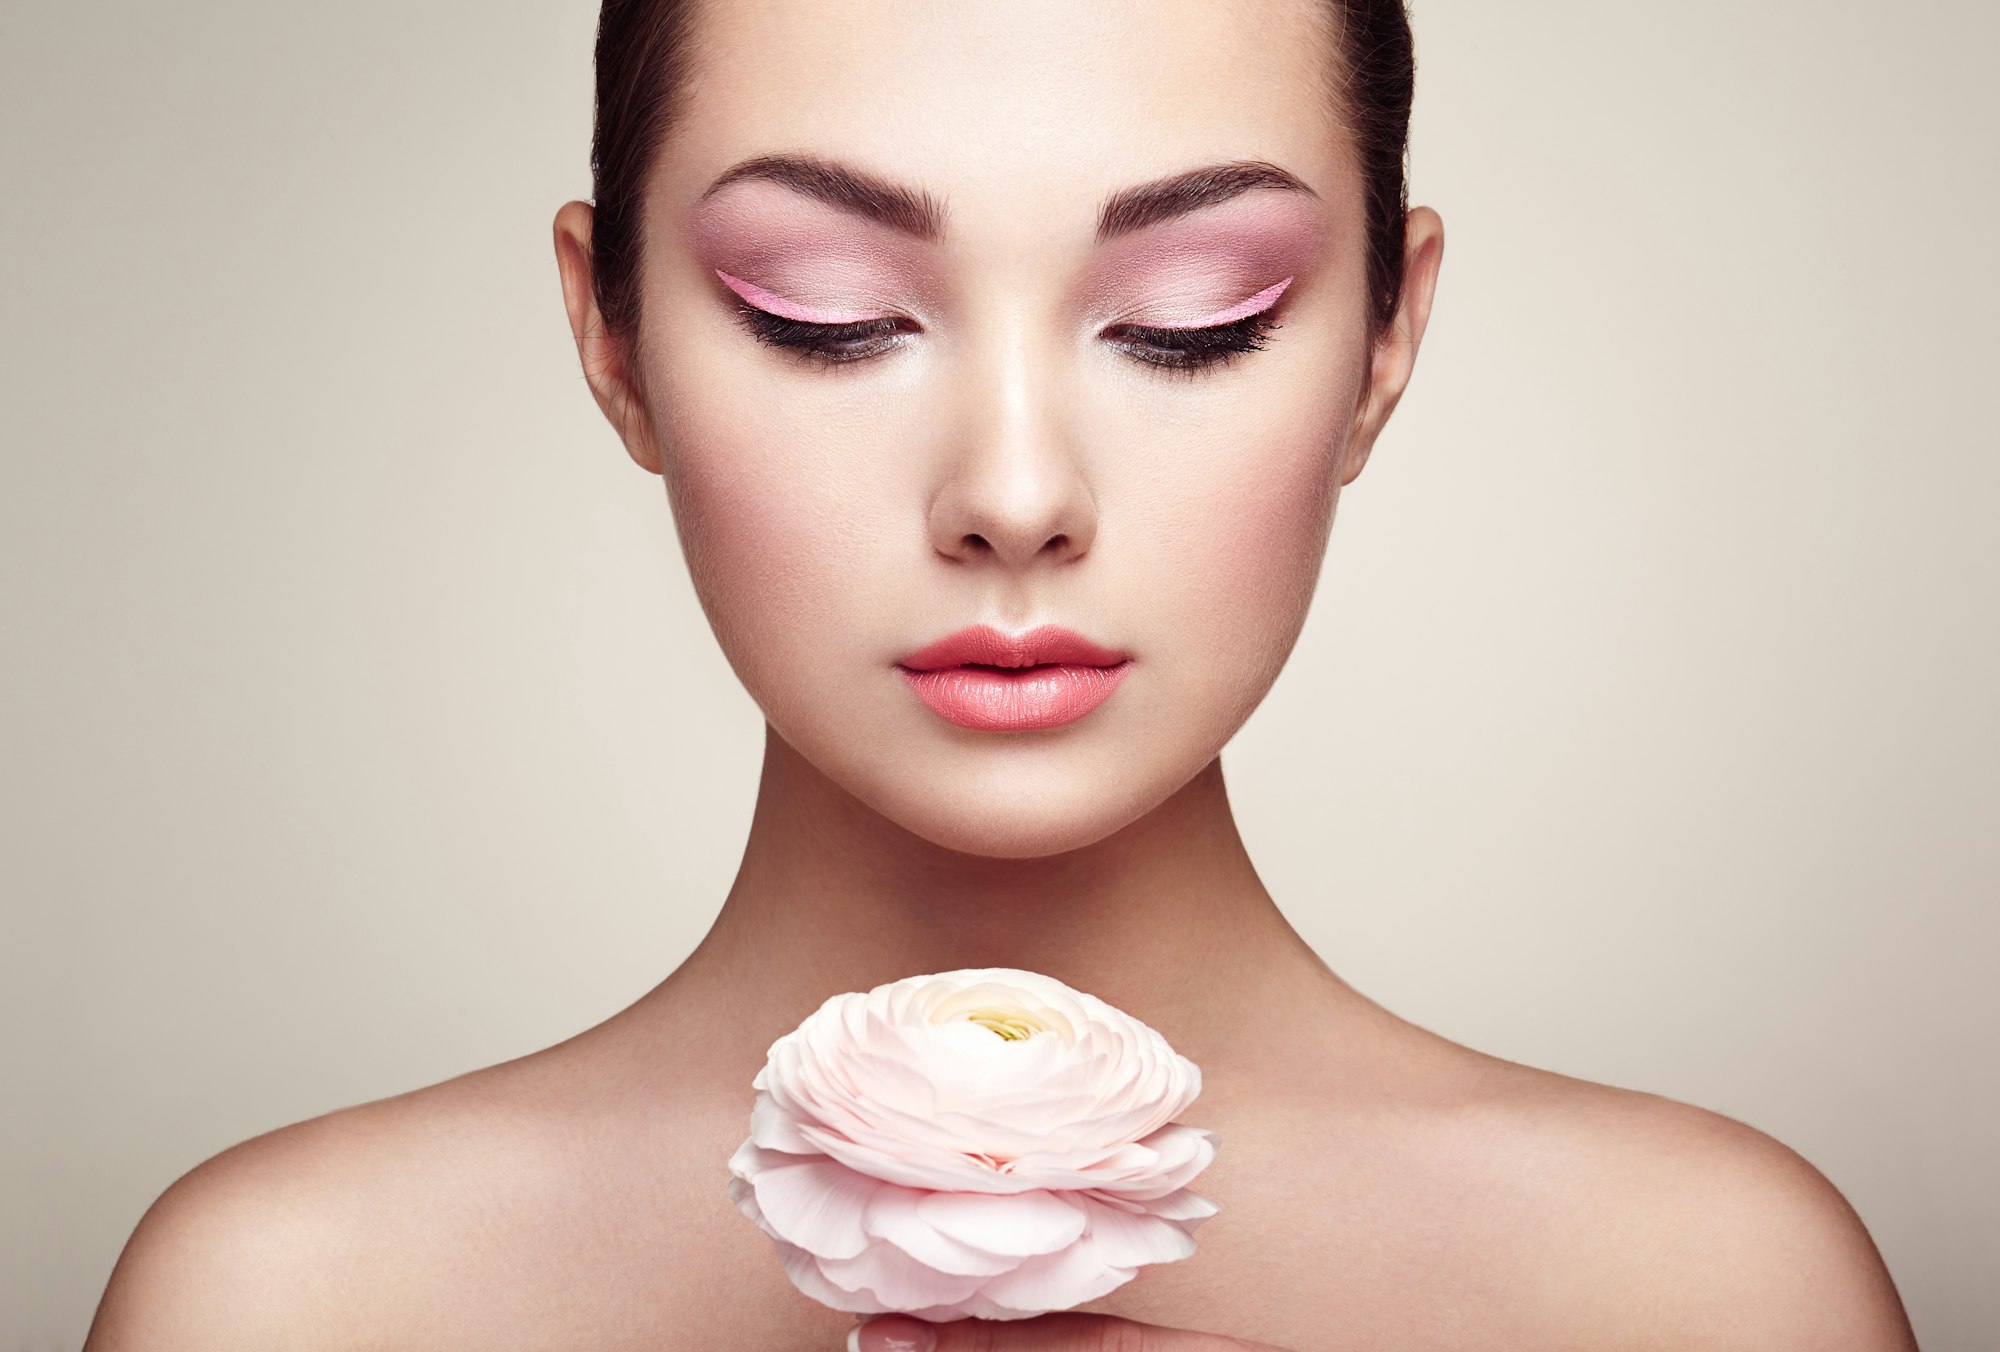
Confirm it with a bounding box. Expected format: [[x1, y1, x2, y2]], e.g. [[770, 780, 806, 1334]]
[[947, 529, 1080, 561]]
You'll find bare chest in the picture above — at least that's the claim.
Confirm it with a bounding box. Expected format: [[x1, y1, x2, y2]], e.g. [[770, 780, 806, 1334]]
[[418, 1105, 1582, 1352]]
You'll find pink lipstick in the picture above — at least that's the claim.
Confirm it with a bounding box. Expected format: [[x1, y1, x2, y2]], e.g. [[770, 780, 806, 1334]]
[[895, 624, 1132, 731]]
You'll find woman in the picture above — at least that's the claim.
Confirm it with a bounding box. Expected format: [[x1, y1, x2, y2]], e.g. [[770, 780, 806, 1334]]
[[83, 2, 1918, 1348]]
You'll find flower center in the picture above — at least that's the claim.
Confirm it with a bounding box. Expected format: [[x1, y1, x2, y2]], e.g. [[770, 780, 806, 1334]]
[[960, 1006, 1047, 1041]]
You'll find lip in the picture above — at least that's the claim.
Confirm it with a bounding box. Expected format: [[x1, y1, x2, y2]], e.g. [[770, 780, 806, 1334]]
[[895, 623, 1132, 731]]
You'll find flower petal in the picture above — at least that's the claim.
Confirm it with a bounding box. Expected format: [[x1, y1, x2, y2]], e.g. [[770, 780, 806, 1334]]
[[748, 1092, 819, 1154], [915, 1189, 1088, 1260], [748, 1157, 884, 1261], [816, 1237, 992, 1308], [1142, 1185, 1223, 1225], [775, 1239, 887, 1315], [1075, 1192, 1197, 1267], [968, 1239, 1136, 1316], [861, 1185, 1020, 1277]]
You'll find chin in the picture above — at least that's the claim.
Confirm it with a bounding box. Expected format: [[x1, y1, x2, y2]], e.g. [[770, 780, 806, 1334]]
[[752, 651, 1253, 858], [877, 783, 1163, 860], [835, 735, 1195, 861]]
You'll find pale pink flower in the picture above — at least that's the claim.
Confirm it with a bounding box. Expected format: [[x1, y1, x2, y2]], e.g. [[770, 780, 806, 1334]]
[[727, 966, 1221, 1321]]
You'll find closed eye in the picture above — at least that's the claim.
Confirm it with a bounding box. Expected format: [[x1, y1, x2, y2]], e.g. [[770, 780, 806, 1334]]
[[1104, 310, 1284, 378], [728, 290, 1290, 377], [729, 298, 913, 367]]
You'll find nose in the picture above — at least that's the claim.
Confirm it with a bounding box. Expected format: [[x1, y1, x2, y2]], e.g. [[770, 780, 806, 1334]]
[[925, 321, 1098, 570]]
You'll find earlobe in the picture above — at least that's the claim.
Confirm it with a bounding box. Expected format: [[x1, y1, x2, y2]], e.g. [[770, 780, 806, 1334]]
[[552, 200, 662, 476], [1338, 206, 1446, 488]]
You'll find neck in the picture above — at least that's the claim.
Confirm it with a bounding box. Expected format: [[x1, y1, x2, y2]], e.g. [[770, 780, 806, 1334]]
[[658, 725, 1341, 1077]]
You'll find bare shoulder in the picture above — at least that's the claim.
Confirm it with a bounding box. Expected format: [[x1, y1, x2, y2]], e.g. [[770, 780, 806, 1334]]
[[84, 1091, 436, 1350], [1430, 1046, 1918, 1350], [82, 1041, 660, 1352]]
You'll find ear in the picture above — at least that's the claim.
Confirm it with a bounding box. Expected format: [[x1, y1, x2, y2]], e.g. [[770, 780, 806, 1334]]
[[1340, 205, 1444, 487], [553, 200, 663, 476]]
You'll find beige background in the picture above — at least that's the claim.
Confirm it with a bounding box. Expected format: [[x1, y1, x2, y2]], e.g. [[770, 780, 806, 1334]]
[[5, 1, 1996, 1346]]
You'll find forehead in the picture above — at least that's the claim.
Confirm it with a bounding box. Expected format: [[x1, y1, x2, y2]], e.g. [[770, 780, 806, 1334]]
[[659, 0, 1350, 236]]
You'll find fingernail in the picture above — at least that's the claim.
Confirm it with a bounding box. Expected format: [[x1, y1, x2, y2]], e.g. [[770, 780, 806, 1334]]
[[847, 1314, 937, 1352]]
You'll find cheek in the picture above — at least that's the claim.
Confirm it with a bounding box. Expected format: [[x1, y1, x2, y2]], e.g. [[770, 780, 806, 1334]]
[[645, 356, 910, 708], [1102, 363, 1357, 717], [1163, 418, 1343, 700]]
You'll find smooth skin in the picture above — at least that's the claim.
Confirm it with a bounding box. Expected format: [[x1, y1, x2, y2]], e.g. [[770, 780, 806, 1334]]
[[85, 2, 1916, 1349]]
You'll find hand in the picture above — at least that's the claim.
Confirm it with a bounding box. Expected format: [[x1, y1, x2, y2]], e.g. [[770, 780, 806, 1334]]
[[847, 1312, 1293, 1351]]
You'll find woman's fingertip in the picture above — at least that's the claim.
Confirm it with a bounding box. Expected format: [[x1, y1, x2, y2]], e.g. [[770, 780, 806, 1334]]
[[848, 1314, 937, 1352]]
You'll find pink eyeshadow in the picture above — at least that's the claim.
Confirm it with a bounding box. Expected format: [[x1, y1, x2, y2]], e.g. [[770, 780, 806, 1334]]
[[691, 179, 940, 323], [1082, 193, 1330, 328], [714, 268, 885, 325], [1179, 276, 1294, 329], [692, 178, 1331, 334]]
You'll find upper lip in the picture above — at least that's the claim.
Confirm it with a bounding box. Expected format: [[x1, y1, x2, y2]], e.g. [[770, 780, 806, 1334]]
[[897, 623, 1131, 672]]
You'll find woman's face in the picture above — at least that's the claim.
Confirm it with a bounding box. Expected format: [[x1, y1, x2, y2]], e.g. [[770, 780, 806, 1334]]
[[564, 0, 1437, 858]]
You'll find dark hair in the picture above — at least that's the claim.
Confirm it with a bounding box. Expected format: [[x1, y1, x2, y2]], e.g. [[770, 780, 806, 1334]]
[[1328, 0, 1417, 340], [587, 0, 1414, 351]]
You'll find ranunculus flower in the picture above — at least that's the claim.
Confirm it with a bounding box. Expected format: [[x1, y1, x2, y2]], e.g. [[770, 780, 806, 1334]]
[[726, 966, 1221, 1321]]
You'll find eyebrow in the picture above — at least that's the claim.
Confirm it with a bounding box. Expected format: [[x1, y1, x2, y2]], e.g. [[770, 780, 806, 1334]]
[[698, 154, 1316, 244]]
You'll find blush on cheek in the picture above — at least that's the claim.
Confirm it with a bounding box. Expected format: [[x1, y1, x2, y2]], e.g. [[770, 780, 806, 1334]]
[[674, 456, 821, 629], [1226, 450, 1339, 596], [1178, 413, 1348, 689], [648, 374, 894, 701]]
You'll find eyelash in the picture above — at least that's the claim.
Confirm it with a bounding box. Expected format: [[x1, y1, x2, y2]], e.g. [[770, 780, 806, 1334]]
[[1109, 312, 1283, 378], [727, 298, 1283, 377]]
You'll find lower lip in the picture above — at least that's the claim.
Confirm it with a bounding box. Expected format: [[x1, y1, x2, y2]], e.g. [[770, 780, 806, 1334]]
[[897, 662, 1132, 731]]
